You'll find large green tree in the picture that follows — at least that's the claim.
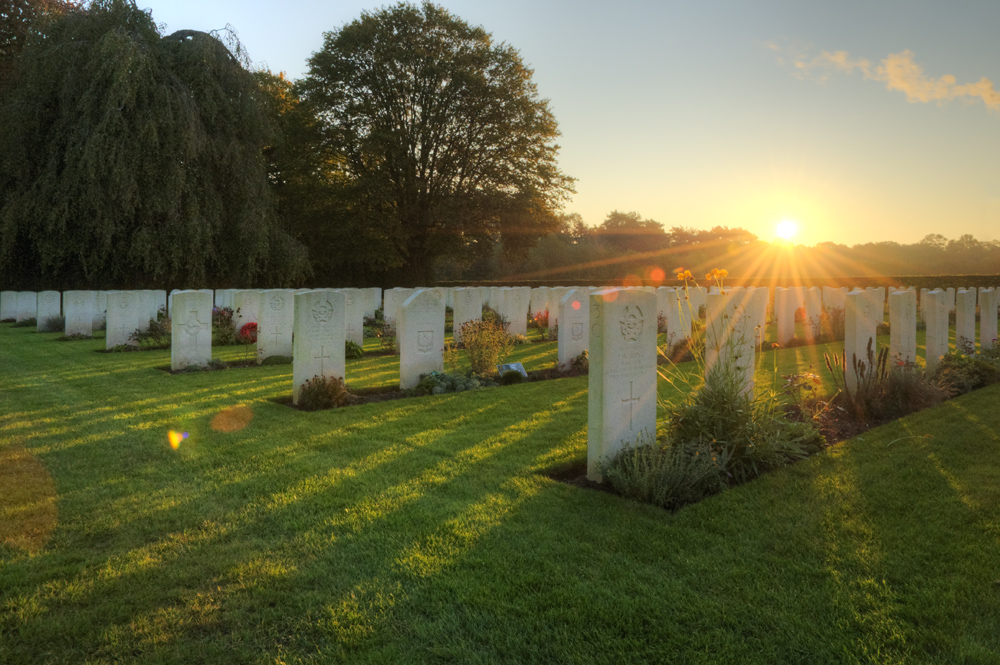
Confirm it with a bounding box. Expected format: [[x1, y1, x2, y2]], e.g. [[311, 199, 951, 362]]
[[296, 2, 575, 285], [0, 0, 309, 289]]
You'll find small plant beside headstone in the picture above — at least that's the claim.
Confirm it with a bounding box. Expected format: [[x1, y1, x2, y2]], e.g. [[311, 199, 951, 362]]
[[212, 307, 237, 345], [129, 309, 171, 350], [296, 375, 357, 411], [409, 370, 495, 396], [459, 317, 513, 377]]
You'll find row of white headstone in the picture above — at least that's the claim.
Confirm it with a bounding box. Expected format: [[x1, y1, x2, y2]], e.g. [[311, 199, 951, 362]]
[[584, 284, 1000, 482]]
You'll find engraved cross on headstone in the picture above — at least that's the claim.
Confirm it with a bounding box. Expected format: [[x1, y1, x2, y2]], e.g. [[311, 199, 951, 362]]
[[314, 345, 331, 375], [622, 380, 641, 430], [182, 310, 206, 336]]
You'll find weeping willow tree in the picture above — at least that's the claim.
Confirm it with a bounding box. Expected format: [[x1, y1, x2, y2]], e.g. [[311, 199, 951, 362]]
[[0, 0, 309, 289]]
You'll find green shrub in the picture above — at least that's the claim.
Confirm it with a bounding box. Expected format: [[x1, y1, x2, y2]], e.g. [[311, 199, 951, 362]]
[[363, 308, 386, 339], [38, 315, 65, 333], [934, 351, 1000, 396], [212, 307, 237, 345], [498, 370, 524, 385], [129, 316, 171, 350], [345, 340, 364, 359], [409, 370, 496, 396], [377, 321, 397, 354], [602, 432, 729, 512], [666, 374, 822, 486], [512, 334, 528, 346], [569, 350, 589, 373], [460, 318, 513, 376], [12, 318, 36, 328], [297, 375, 356, 411]]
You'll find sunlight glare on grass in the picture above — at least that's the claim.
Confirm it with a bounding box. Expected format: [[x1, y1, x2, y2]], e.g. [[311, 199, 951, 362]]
[[0, 445, 58, 554], [210, 406, 254, 433]]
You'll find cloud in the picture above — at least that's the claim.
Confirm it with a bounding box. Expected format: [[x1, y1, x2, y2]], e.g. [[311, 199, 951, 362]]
[[769, 44, 1000, 111]]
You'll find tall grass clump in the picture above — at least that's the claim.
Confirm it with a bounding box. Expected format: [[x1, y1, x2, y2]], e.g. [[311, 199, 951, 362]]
[[825, 339, 946, 423]]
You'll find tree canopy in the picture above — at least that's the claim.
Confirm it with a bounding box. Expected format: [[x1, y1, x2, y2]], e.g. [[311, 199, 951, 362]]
[[295, 2, 575, 285], [0, 0, 309, 289]]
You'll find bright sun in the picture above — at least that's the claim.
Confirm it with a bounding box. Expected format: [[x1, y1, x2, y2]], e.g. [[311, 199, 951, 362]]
[[775, 220, 798, 241]]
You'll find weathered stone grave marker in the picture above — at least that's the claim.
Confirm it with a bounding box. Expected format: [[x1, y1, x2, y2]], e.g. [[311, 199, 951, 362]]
[[292, 290, 347, 404], [257, 289, 295, 362], [888, 289, 916, 365], [557, 288, 589, 370], [170, 291, 213, 371], [587, 288, 657, 482], [398, 290, 445, 390]]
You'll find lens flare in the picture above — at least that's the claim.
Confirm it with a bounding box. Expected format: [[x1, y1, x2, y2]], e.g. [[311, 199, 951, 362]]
[[168, 430, 189, 449], [650, 268, 666, 283], [572, 300, 581, 310]]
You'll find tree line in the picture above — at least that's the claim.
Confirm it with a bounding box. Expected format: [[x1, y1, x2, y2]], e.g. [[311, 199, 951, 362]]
[[2, 1, 996, 290], [0, 0, 573, 289]]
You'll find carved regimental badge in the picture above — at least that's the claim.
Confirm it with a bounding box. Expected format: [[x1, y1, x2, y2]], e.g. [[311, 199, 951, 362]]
[[269, 295, 285, 311], [620, 306, 643, 343], [417, 330, 433, 353], [571, 322, 583, 341], [312, 300, 334, 323]]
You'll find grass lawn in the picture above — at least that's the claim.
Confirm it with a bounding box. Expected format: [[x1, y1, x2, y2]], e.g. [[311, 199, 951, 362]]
[[1, 322, 999, 664]]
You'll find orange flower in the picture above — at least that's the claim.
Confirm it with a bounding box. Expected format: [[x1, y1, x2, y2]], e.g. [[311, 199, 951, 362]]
[[674, 267, 693, 282]]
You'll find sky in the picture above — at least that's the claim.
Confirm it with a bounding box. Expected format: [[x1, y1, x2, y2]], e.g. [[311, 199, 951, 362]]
[[140, 0, 1000, 247]]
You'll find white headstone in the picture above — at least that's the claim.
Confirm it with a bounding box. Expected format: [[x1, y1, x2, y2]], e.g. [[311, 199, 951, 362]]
[[105, 291, 141, 349], [233, 290, 261, 333], [137, 290, 156, 332], [500, 286, 530, 336], [36, 290, 61, 331], [16, 291, 37, 323], [63, 291, 95, 337], [1, 290, 18, 321], [803, 287, 822, 342], [170, 291, 213, 371], [774, 288, 796, 345], [705, 290, 755, 397], [587, 288, 657, 482], [888, 290, 916, 365], [924, 290, 949, 373], [979, 288, 997, 351], [335, 288, 366, 347], [530, 287, 550, 316], [844, 290, 877, 393], [452, 287, 482, 346], [955, 289, 976, 353], [945, 287, 956, 314], [363, 287, 382, 319], [292, 290, 347, 404], [257, 289, 295, 362], [93, 291, 109, 329], [398, 290, 445, 390], [547, 287, 571, 330], [383, 288, 415, 326], [557, 288, 589, 370]]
